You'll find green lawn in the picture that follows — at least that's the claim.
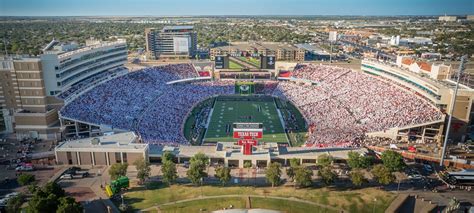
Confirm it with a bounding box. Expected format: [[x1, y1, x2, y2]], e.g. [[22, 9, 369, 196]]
[[203, 95, 288, 143], [251, 197, 337, 213], [125, 184, 396, 213], [156, 197, 247, 213], [143, 196, 339, 213]]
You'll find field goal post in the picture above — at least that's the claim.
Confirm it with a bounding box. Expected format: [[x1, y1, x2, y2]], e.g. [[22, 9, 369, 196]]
[[233, 122, 263, 155], [235, 81, 255, 95]]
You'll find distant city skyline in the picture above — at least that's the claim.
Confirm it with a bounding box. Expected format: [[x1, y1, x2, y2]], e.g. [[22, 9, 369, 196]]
[[1, 0, 473, 16]]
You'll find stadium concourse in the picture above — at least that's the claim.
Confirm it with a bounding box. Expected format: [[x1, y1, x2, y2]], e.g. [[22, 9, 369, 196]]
[[60, 63, 443, 148]]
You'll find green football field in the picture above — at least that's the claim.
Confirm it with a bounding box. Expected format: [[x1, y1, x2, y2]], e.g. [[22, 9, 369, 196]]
[[203, 96, 288, 143]]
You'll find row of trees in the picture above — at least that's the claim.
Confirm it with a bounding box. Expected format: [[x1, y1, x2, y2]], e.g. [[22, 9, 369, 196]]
[[107, 149, 405, 188], [265, 150, 405, 188], [0, 20, 312, 56]]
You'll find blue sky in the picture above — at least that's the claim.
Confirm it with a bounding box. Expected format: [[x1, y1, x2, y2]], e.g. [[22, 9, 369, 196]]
[[1, 0, 473, 16]]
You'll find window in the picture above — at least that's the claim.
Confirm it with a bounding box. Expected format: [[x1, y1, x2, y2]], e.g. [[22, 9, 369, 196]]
[[66, 152, 73, 165], [115, 152, 121, 163], [122, 153, 128, 163]]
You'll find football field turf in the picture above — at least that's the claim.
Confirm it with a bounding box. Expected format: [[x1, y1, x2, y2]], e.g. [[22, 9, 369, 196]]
[[203, 96, 288, 143]]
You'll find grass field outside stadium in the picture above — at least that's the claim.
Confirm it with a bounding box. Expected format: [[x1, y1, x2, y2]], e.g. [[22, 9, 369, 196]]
[[125, 183, 396, 213]]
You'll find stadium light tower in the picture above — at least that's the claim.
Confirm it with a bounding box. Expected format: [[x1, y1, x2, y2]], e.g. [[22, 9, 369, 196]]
[[328, 31, 337, 63], [439, 55, 467, 166]]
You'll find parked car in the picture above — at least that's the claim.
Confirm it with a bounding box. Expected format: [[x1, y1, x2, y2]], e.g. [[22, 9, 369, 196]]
[[64, 166, 83, 175], [15, 165, 34, 171], [60, 174, 73, 180], [76, 171, 90, 178], [423, 164, 433, 173]]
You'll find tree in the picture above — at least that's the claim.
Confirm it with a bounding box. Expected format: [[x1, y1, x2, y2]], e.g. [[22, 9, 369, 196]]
[[214, 166, 231, 186], [161, 160, 178, 185], [350, 169, 367, 187], [360, 155, 374, 169], [317, 154, 333, 167], [187, 162, 206, 186], [42, 182, 66, 198], [347, 151, 362, 169], [243, 161, 252, 169], [56, 197, 83, 213], [17, 173, 35, 186], [27, 192, 59, 213], [265, 162, 282, 187], [371, 164, 395, 185], [286, 158, 300, 182], [186, 153, 209, 186], [318, 166, 337, 186], [6, 193, 25, 213], [381, 150, 405, 172], [162, 151, 174, 163], [109, 163, 128, 180], [26, 182, 69, 213], [294, 166, 313, 188], [347, 152, 373, 169], [190, 152, 209, 166], [134, 158, 151, 184]]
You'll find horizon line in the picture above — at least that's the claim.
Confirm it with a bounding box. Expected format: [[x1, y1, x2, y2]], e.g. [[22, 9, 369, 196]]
[[1, 14, 471, 18]]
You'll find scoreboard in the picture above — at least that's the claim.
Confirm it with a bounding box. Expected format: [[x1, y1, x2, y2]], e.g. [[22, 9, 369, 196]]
[[233, 123, 263, 139], [260, 55, 276, 70], [215, 55, 229, 69], [233, 122, 263, 155]]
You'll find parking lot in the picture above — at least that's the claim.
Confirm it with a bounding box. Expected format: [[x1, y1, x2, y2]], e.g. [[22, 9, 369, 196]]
[[55, 165, 117, 212]]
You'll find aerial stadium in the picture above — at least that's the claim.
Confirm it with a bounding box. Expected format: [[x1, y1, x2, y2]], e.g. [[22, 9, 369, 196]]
[[56, 56, 472, 154]]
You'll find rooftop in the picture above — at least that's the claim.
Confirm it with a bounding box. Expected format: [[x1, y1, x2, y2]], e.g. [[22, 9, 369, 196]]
[[42, 39, 126, 59], [212, 42, 301, 52], [149, 142, 365, 160], [162, 26, 194, 31], [55, 132, 147, 152]]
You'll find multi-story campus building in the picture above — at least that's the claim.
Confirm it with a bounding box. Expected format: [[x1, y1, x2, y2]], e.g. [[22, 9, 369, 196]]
[[0, 39, 128, 140], [210, 42, 306, 62], [145, 26, 197, 59], [0, 58, 61, 139], [41, 39, 128, 97]]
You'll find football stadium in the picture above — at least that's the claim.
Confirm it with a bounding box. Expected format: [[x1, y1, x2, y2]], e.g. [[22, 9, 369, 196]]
[[59, 61, 447, 149]]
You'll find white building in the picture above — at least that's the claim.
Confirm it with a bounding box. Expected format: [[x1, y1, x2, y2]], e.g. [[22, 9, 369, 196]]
[[40, 39, 128, 97], [439, 15, 457, 22], [390, 35, 400, 46]]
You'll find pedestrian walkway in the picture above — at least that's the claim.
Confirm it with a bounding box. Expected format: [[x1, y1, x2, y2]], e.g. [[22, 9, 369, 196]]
[[142, 194, 345, 212]]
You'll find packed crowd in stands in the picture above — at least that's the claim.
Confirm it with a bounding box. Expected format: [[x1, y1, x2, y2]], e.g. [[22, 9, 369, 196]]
[[61, 64, 198, 131], [137, 80, 234, 145], [61, 63, 443, 147], [272, 64, 443, 148], [57, 67, 127, 100], [61, 64, 234, 145]]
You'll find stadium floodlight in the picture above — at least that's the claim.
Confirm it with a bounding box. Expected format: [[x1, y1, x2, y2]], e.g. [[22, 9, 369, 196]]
[[439, 55, 467, 167], [328, 31, 337, 63]]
